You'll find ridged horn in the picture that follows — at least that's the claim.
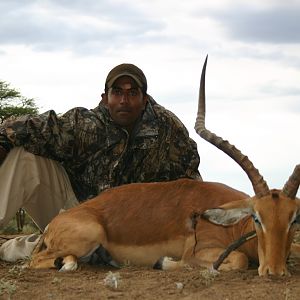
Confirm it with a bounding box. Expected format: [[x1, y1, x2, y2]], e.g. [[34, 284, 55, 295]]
[[194, 56, 270, 198], [282, 165, 300, 199]]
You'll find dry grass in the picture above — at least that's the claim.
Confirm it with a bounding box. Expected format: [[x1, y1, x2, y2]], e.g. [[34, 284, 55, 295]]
[[0, 278, 17, 298], [0, 213, 39, 235]]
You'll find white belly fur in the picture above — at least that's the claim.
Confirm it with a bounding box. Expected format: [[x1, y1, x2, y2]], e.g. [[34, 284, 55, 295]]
[[106, 238, 186, 266]]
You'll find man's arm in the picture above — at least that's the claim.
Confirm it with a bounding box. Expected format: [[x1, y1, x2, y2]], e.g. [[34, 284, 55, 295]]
[[0, 106, 105, 163], [151, 101, 202, 181], [0, 109, 80, 162], [168, 118, 202, 180]]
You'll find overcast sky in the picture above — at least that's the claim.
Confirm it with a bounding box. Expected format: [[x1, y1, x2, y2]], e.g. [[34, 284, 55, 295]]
[[1, 0, 299, 196]]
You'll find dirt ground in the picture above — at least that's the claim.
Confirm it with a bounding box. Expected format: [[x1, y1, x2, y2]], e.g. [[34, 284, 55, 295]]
[[1, 236, 300, 300]]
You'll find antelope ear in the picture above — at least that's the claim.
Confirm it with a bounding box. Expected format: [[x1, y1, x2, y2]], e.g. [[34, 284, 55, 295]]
[[202, 199, 253, 226]]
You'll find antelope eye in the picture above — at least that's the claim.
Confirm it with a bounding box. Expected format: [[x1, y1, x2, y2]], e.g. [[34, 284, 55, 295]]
[[252, 214, 261, 225]]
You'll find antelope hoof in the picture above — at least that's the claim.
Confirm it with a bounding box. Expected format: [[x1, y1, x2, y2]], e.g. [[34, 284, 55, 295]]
[[59, 261, 78, 272], [153, 256, 174, 270]]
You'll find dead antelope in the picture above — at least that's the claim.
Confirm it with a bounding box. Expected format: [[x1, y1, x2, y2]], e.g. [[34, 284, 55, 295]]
[[30, 57, 300, 276]]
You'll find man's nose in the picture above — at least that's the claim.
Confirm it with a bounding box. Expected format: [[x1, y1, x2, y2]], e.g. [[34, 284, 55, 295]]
[[120, 91, 129, 103]]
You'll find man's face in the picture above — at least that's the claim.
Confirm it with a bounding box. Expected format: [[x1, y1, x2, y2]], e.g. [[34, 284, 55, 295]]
[[104, 76, 147, 132]]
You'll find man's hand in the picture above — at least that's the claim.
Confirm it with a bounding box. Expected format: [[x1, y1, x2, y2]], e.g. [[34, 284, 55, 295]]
[[0, 146, 7, 165]]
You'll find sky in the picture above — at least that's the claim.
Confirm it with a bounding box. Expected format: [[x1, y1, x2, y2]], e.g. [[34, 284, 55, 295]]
[[1, 0, 299, 196]]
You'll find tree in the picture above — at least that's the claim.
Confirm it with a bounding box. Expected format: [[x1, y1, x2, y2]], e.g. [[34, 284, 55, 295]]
[[0, 80, 39, 124]]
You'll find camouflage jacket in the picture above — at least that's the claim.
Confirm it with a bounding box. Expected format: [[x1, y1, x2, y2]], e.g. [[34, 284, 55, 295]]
[[0, 96, 201, 201]]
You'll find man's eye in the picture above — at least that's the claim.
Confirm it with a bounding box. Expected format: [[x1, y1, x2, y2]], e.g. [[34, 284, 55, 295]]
[[128, 89, 138, 97], [113, 89, 122, 95]]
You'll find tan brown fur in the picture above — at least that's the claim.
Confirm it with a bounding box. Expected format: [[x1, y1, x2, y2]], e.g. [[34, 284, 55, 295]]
[[251, 191, 300, 275], [29, 180, 256, 269], [29, 178, 300, 275]]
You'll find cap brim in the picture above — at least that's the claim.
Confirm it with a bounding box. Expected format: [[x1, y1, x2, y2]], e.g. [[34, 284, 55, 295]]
[[106, 72, 143, 89]]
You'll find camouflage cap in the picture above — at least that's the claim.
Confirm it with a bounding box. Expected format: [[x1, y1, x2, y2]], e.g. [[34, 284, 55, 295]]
[[105, 63, 147, 94]]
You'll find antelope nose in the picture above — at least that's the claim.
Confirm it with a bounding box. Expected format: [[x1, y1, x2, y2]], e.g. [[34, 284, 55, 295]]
[[258, 265, 290, 276], [267, 266, 290, 276]]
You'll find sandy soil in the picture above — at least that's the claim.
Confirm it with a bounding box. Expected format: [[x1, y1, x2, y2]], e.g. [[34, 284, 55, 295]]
[[1, 236, 300, 300]]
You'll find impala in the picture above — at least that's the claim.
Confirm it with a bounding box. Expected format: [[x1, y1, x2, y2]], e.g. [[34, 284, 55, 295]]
[[30, 57, 300, 276]]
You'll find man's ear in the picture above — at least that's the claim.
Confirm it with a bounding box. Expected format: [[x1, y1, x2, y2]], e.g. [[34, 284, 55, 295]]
[[142, 95, 148, 108], [101, 93, 108, 106]]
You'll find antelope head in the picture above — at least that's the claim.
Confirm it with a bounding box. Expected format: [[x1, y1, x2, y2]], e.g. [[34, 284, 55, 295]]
[[196, 56, 300, 276]]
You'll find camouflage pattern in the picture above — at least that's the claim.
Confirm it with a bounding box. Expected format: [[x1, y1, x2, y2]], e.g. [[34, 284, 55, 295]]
[[0, 96, 201, 202]]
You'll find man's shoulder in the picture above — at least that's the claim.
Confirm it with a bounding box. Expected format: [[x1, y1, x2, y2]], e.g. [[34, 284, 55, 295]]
[[63, 105, 108, 124]]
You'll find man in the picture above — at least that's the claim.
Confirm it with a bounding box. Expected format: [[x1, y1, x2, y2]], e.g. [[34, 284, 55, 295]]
[[0, 63, 201, 232]]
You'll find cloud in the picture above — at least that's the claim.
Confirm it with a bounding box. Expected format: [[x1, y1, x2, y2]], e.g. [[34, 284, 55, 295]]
[[3, 0, 300, 62], [0, 0, 166, 54], [207, 4, 300, 44], [286, 98, 300, 113], [260, 83, 300, 98]]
